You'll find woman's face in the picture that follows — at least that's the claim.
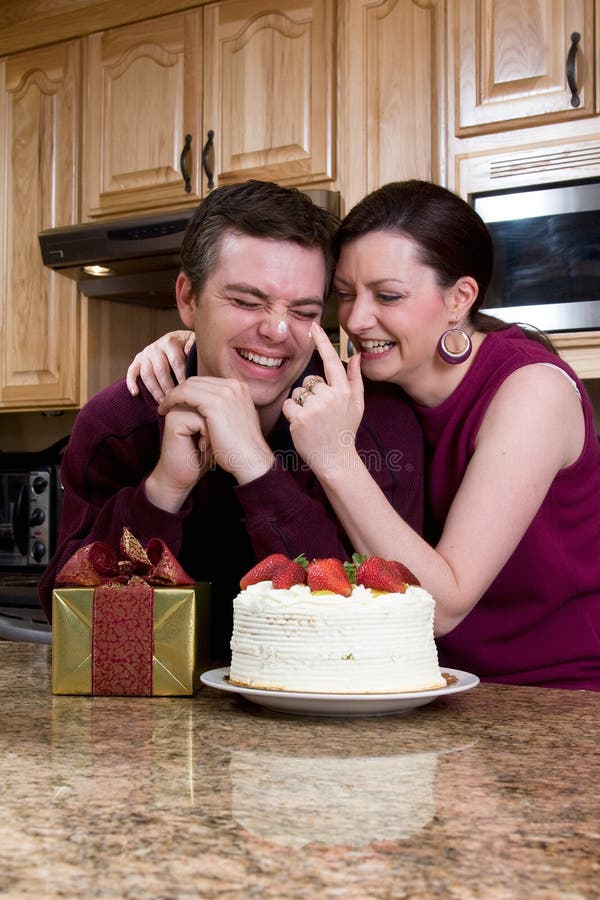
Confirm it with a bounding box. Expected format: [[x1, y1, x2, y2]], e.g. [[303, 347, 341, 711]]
[[334, 230, 453, 390]]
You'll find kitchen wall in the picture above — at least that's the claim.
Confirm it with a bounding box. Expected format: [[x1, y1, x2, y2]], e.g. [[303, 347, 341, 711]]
[[0, 411, 77, 453]]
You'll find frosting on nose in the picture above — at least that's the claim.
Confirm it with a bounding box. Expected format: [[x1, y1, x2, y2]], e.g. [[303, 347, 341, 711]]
[[277, 319, 288, 336]]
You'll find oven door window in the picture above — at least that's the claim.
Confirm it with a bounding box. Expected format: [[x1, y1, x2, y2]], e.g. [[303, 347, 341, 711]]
[[0, 474, 29, 566], [473, 179, 600, 332], [485, 209, 600, 308]]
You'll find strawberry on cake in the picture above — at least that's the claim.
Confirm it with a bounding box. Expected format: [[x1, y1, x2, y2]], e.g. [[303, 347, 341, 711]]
[[229, 553, 446, 694]]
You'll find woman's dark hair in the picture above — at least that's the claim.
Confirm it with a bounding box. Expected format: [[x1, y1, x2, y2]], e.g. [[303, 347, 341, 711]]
[[334, 180, 556, 351], [181, 180, 339, 299]]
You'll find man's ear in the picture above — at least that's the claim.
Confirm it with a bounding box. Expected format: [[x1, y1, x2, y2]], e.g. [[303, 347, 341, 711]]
[[176, 272, 196, 328]]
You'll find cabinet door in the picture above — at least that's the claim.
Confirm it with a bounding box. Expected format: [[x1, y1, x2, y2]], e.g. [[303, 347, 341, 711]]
[[455, 0, 595, 135], [203, 0, 334, 187], [85, 10, 203, 218], [0, 43, 81, 409], [339, 0, 439, 213]]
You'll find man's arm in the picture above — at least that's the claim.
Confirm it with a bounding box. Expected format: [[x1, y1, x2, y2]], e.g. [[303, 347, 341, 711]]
[[38, 380, 188, 621]]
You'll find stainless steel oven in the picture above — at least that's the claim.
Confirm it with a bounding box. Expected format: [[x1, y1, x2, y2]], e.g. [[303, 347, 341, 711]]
[[0, 443, 66, 642], [471, 177, 600, 333], [0, 464, 60, 570]]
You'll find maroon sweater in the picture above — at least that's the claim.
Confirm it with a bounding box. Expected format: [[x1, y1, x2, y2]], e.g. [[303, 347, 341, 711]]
[[416, 326, 600, 690], [40, 354, 423, 661]]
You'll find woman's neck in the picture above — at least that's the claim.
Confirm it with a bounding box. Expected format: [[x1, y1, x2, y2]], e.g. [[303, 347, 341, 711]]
[[396, 331, 487, 408]]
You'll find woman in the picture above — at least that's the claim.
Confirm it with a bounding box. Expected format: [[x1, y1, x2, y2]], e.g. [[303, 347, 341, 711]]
[[129, 180, 600, 689]]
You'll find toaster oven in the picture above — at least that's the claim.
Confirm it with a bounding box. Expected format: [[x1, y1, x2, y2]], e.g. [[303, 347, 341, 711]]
[[0, 463, 61, 570]]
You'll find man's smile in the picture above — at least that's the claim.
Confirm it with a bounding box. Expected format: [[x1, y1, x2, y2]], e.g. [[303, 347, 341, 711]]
[[236, 348, 286, 369]]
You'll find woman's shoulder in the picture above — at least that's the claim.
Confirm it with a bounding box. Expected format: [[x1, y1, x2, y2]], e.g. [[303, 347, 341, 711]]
[[485, 324, 562, 365], [478, 326, 586, 399]]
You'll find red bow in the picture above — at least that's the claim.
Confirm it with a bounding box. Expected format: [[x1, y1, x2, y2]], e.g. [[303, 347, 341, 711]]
[[56, 527, 194, 587]]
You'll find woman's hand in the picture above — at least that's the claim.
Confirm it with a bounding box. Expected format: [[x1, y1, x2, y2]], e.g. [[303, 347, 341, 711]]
[[282, 323, 365, 478], [126, 330, 195, 402]]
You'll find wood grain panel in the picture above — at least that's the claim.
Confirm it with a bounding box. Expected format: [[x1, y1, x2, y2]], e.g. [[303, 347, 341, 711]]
[[0, 0, 205, 56], [455, 0, 595, 135], [85, 10, 203, 217], [203, 0, 334, 186], [338, 0, 439, 213], [84, 301, 182, 400], [0, 43, 81, 409]]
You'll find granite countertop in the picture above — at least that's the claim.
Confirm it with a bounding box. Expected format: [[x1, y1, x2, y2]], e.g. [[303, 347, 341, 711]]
[[1, 643, 598, 898]]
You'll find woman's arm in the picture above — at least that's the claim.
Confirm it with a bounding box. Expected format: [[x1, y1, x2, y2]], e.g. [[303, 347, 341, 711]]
[[126, 330, 195, 401], [284, 325, 585, 635]]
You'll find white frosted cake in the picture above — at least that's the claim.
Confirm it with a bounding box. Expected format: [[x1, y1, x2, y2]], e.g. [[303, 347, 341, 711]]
[[229, 582, 446, 694]]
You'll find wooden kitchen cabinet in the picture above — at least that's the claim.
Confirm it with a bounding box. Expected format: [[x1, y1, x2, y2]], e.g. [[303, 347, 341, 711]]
[[0, 42, 81, 410], [337, 0, 441, 212], [452, 0, 596, 136], [203, 0, 334, 187], [85, 10, 204, 218], [0, 38, 200, 412], [553, 332, 600, 379], [334, 0, 441, 357], [85, 0, 334, 219]]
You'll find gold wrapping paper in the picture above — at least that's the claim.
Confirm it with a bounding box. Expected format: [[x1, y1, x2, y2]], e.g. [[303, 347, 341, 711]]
[[52, 583, 210, 696]]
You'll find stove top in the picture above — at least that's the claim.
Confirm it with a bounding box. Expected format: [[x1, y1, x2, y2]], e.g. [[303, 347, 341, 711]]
[[0, 573, 51, 643], [0, 573, 43, 607]]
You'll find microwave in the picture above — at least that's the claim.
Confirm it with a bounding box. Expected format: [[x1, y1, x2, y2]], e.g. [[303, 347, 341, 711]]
[[471, 177, 600, 333], [0, 463, 61, 570]]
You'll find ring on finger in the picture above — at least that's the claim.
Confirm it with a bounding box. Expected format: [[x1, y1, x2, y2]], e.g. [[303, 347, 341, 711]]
[[303, 375, 325, 391], [295, 389, 312, 407]]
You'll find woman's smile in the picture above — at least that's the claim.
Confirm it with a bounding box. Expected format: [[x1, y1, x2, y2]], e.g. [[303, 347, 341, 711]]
[[357, 338, 397, 357]]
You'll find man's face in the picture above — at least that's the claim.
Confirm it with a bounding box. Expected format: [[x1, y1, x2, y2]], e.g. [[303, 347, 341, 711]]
[[178, 232, 327, 421]]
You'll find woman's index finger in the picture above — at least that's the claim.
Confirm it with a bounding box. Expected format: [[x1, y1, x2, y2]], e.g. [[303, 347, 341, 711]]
[[311, 323, 348, 386]]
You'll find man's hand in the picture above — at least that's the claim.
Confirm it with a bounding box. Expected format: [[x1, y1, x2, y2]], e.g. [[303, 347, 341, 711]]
[[145, 405, 214, 512], [158, 377, 275, 484]]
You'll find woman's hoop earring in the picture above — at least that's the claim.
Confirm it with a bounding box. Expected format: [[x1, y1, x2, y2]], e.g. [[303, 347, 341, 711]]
[[437, 328, 472, 365]]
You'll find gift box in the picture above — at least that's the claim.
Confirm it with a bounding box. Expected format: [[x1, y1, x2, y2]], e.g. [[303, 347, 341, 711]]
[[51, 528, 210, 696]]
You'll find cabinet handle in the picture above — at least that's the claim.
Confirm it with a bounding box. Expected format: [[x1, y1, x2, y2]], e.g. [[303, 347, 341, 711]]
[[202, 130, 215, 191], [566, 32, 581, 108], [180, 134, 192, 193]]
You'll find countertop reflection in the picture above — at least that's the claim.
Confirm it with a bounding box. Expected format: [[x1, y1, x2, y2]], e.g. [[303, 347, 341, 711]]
[[0, 642, 598, 898]]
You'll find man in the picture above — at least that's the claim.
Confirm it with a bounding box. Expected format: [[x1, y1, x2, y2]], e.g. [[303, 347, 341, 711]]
[[40, 181, 423, 661]]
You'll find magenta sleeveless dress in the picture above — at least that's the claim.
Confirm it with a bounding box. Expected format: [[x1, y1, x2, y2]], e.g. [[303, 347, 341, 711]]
[[415, 326, 600, 689]]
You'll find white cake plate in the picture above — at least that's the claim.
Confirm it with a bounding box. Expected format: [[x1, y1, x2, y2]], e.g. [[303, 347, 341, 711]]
[[200, 667, 479, 717]]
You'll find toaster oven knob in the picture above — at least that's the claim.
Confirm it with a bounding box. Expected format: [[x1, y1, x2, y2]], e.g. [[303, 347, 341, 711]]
[[30, 507, 46, 526], [32, 541, 46, 562], [32, 476, 48, 494]]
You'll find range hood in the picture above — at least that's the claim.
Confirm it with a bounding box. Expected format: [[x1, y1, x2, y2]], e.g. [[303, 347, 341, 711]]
[[38, 189, 341, 309]]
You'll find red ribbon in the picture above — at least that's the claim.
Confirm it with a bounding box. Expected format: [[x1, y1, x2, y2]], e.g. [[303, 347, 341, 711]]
[[91, 577, 154, 695], [56, 528, 194, 696]]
